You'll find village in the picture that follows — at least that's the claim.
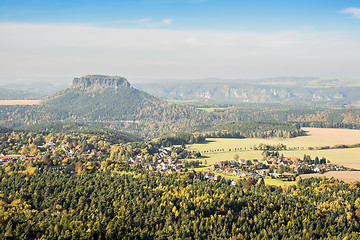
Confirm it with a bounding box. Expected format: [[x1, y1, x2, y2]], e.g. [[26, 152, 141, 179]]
[[0, 141, 351, 183], [125, 145, 352, 185]]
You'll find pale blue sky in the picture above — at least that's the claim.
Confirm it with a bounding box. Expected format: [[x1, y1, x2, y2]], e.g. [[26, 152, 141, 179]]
[[1, 0, 359, 31], [0, 0, 360, 80]]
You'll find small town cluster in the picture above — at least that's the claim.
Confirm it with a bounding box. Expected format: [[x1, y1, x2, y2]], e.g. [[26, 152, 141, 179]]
[[0, 142, 351, 183], [125, 146, 351, 183]]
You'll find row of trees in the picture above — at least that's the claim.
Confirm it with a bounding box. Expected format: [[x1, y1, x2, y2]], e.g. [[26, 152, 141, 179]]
[[194, 121, 303, 139]]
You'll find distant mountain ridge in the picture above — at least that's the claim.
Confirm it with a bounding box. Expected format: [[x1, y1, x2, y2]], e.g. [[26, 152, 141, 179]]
[[134, 77, 360, 106], [0, 88, 44, 100]]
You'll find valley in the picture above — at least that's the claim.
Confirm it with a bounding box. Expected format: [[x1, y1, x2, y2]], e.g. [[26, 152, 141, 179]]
[[1, 75, 360, 239], [3, 0, 360, 238]]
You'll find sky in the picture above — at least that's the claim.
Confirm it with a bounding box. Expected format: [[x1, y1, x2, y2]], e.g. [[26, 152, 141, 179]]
[[0, 0, 360, 82]]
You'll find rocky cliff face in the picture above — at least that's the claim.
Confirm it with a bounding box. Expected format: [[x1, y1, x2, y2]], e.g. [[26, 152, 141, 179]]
[[73, 75, 131, 89]]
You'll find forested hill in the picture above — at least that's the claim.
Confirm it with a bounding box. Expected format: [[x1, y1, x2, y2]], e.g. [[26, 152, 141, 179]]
[[40, 75, 211, 138], [44, 75, 160, 118]]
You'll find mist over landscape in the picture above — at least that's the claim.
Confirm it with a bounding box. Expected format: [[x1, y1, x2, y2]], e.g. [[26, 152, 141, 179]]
[[1, 1, 360, 239]]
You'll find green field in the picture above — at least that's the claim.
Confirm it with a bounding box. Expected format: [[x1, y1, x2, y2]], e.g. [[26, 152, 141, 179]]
[[264, 178, 296, 186], [186, 127, 360, 184], [188, 128, 360, 167]]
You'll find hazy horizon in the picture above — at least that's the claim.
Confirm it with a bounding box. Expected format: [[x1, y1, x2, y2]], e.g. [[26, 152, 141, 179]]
[[1, 0, 360, 82]]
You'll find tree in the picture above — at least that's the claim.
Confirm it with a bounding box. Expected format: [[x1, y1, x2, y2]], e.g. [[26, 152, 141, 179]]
[[314, 156, 319, 165]]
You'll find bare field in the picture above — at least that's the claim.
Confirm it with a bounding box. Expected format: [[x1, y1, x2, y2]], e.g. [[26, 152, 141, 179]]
[[302, 127, 360, 145], [0, 100, 42, 105], [300, 171, 360, 182], [280, 148, 360, 169]]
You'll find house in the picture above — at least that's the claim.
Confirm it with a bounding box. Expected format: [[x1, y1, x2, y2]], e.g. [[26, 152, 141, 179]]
[[252, 173, 262, 178], [231, 179, 238, 186], [269, 173, 282, 178], [50, 165, 75, 174], [0, 156, 17, 164], [219, 161, 227, 167], [228, 160, 236, 165], [39, 142, 56, 150], [255, 170, 266, 176], [281, 160, 289, 165], [168, 168, 176, 174], [22, 156, 42, 161], [224, 168, 231, 173], [205, 172, 214, 179], [252, 159, 259, 165], [241, 171, 250, 177], [239, 159, 246, 164], [313, 166, 321, 172], [233, 169, 242, 175]]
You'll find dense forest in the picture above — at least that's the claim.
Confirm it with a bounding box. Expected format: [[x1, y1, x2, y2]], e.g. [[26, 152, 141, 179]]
[[0, 125, 199, 163], [1, 163, 360, 239], [1, 104, 360, 140]]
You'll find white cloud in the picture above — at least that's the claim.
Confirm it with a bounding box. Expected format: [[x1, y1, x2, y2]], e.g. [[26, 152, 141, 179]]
[[339, 7, 360, 19], [162, 19, 173, 25], [0, 22, 359, 80]]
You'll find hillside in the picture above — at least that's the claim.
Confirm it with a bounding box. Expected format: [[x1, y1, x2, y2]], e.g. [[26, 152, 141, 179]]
[[134, 77, 360, 107], [17, 122, 142, 143], [41, 75, 211, 138]]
